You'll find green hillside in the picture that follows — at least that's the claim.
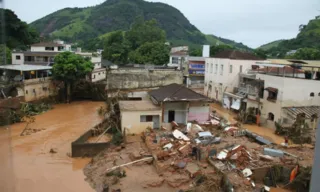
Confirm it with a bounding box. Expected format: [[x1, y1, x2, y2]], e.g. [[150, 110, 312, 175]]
[[30, 0, 250, 50], [258, 40, 284, 50], [263, 15, 320, 58]]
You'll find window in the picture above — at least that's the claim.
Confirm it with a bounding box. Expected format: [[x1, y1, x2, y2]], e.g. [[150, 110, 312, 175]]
[[16, 55, 21, 60], [268, 113, 275, 121], [140, 115, 153, 122], [172, 57, 179, 64], [45, 47, 54, 51], [310, 92, 315, 97], [240, 65, 243, 73], [205, 63, 208, 72], [266, 87, 278, 101], [93, 75, 96, 79], [98, 73, 100, 75], [220, 64, 223, 75], [229, 65, 233, 73], [215, 64, 218, 74], [25, 90, 28, 94], [210, 64, 213, 73], [319, 92, 320, 96]]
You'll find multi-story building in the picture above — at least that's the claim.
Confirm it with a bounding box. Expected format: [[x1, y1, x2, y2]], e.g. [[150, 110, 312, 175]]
[[204, 50, 263, 102], [239, 62, 320, 129]]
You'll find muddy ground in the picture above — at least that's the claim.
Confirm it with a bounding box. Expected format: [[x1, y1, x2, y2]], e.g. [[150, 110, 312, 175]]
[[0, 101, 104, 192]]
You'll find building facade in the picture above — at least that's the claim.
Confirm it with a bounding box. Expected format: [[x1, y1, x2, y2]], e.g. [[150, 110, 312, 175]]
[[204, 50, 263, 102]]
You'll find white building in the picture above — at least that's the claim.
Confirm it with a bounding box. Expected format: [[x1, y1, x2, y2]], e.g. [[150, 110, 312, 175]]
[[240, 62, 320, 129], [204, 50, 264, 102], [90, 57, 106, 82]]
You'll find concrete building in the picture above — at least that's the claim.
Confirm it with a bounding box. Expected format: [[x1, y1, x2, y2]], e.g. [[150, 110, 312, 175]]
[[0, 65, 55, 102], [204, 50, 263, 102], [119, 100, 162, 135], [90, 57, 106, 82], [168, 46, 189, 69], [187, 56, 206, 88], [149, 83, 212, 124], [239, 62, 320, 129]]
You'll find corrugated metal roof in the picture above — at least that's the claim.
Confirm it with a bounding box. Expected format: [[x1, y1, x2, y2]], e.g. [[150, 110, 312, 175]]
[[0, 65, 52, 71], [282, 106, 320, 119]]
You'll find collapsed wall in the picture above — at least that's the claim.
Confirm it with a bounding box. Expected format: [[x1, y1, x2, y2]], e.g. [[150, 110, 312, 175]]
[[106, 69, 183, 90]]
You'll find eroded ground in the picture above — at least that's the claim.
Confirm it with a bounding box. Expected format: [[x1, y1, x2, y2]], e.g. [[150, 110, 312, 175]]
[[0, 101, 104, 192]]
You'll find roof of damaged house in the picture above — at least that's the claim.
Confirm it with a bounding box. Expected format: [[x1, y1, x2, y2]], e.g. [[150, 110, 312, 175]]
[[149, 83, 211, 103], [119, 100, 161, 111], [282, 106, 320, 119], [214, 50, 263, 60], [255, 66, 305, 74]]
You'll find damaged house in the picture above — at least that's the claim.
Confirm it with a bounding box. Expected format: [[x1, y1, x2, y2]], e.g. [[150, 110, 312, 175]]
[[239, 62, 320, 129], [119, 83, 212, 134]]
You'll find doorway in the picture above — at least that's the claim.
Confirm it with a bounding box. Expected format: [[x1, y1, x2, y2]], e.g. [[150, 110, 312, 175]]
[[168, 110, 175, 122]]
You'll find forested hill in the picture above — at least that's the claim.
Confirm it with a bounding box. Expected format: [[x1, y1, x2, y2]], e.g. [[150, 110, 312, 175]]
[[30, 0, 249, 50], [262, 15, 320, 58]]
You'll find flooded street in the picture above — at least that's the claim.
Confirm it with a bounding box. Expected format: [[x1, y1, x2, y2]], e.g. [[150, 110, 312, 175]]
[[0, 101, 104, 192]]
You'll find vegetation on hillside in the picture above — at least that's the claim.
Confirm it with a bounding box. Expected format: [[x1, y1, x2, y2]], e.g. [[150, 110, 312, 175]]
[[52, 52, 93, 103], [103, 19, 169, 65], [0, 9, 39, 50], [30, 0, 250, 51], [0, 44, 12, 65], [258, 40, 285, 51], [264, 15, 320, 59]]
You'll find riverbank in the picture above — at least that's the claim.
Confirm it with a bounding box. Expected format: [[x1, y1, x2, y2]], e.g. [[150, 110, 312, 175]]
[[0, 101, 104, 192]]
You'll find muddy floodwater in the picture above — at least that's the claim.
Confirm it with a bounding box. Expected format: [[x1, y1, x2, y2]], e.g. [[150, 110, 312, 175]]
[[0, 101, 104, 192]]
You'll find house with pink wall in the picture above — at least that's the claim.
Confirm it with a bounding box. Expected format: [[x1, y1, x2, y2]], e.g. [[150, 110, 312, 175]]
[[149, 83, 212, 124]]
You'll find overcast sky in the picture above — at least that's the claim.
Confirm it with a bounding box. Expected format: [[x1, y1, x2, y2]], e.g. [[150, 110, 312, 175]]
[[4, 0, 320, 48]]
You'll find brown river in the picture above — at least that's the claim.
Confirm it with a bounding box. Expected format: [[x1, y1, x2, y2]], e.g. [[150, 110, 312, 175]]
[[0, 101, 104, 192]]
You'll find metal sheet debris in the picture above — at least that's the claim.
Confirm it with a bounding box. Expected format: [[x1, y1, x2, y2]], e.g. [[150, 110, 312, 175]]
[[242, 168, 253, 177], [263, 148, 284, 157], [172, 129, 190, 141]]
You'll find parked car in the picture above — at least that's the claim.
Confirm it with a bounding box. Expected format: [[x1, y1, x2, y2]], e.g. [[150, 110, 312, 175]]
[[195, 131, 221, 145]]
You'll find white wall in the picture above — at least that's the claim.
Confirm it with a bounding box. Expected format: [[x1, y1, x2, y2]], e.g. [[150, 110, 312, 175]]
[[188, 102, 210, 123], [91, 57, 102, 64], [91, 69, 106, 82], [256, 73, 320, 126], [205, 58, 259, 101], [163, 102, 188, 124], [11, 53, 24, 65], [121, 110, 162, 135], [30, 46, 59, 52]]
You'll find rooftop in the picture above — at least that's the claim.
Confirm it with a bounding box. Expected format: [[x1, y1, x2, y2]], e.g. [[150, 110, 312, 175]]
[[31, 42, 63, 47], [0, 65, 52, 71], [254, 66, 305, 74], [171, 51, 189, 56], [188, 56, 206, 61], [14, 51, 60, 56], [214, 50, 263, 60], [119, 100, 161, 111], [149, 83, 211, 102], [282, 106, 320, 119]]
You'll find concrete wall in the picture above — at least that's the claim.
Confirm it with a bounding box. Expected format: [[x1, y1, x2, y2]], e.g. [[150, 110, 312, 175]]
[[188, 102, 210, 123], [11, 53, 24, 65], [205, 58, 261, 101], [91, 69, 106, 82], [121, 110, 162, 135], [106, 69, 183, 90], [23, 78, 55, 102], [256, 74, 320, 128], [163, 102, 188, 124], [31, 46, 58, 52]]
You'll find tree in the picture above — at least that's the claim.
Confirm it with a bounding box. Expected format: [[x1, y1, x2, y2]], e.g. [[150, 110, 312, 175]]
[[128, 42, 169, 65], [125, 18, 166, 50], [52, 52, 93, 103], [254, 49, 267, 59], [189, 48, 202, 57], [102, 31, 129, 65], [210, 44, 234, 57], [0, 44, 11, 65], [286, 48, 320, 60], [0, 9, 39, 49]]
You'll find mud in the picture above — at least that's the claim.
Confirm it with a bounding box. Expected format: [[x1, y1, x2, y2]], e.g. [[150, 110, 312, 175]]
[[0, 101, 104, 192]]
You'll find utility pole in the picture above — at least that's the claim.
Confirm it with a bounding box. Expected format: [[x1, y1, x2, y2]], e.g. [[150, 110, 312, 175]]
[[310, 117, 320, 192]]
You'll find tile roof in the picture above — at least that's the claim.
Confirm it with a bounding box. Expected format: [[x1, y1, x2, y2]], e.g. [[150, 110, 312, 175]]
[[214, 50, 263, 60], [31, 42, 63, 47], [282, 106, 320, 119], [149, 83, 211, 102], [119, 100, 161, 111], [255, 66, 304, 74]]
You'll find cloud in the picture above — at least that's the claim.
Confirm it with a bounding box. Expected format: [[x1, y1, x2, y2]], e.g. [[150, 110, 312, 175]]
[[5, 0, 320, 47]]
